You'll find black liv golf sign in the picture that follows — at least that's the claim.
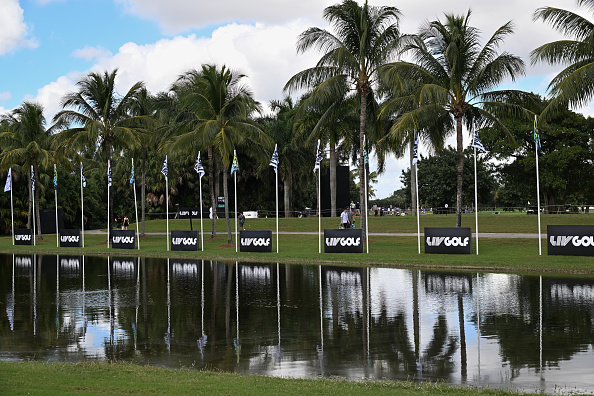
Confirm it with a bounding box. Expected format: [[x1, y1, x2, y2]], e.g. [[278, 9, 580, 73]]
[[424, 227, 472, 254], [60, 229, 81, 247], [171, 230, 199, 251], [14, 228, 32, 245], [548, 225, 594, 256], [324, 228, 363, 253], [111, 230, 136, 249], [240, 230, 273, 252]]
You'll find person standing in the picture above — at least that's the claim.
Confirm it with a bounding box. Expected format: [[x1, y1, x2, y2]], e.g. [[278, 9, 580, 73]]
[[347, 207, 354, 228], [123, 215, 129, 230], [340, 208, 350, 229], [238, 212, 245, 231]]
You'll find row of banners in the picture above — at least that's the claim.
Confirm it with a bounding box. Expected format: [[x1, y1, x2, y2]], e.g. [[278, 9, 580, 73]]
[[12, 225, 594, 256]]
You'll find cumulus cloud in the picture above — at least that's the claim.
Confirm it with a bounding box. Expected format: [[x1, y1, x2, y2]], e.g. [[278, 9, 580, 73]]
[[72, 45, 112, 61], [0, 0, 37, 55]]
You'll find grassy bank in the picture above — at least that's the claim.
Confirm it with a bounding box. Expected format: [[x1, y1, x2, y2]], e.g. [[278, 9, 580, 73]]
[[0, 361, 532, 395], [1, 213, 594, 274]]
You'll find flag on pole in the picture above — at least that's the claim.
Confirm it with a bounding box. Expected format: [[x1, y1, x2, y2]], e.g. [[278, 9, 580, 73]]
[[53, 164, 58, 189], [363, 143, 369, 166], [313, 140, 323, 173], [412, 133, 419, 165], [107, 161, 112, 187], [130, 160, 135, 184], [4, 168, 11, 192], [269, 144, 279, 173], [230, 151, 239, 175], [161, 156, 168, 178], [472, 126, 488, 153], [194, 152, 205, 178], [80, 163, 87, 187], [31, 166, 35, 191], [533, 115, 541, 152]]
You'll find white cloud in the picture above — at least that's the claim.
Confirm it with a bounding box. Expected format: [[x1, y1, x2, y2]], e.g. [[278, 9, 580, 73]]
[[25, 75, 76, 122], [0, 0, 37, 55], [0, 91, 11, 101], [72, 46, 112, 61]]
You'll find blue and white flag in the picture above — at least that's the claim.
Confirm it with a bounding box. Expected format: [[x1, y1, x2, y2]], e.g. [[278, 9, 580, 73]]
[[161, 156, 168, 179], [534, 115, 541, 152], [313, 140, 323, 173], [31, 165, 35, 191], [107, 161, 112, 187], [194, 152, 205, 178], [230, 151, 239, 175], [53, 164, 58, 189], [80, 162, 87, 188], [4, 168, 11, 192], [130, 160, 135, 184], [412, 133, 419, 165], [269, 144, 279, 173], [363, 143, 369, 166], [472, 126, 488, 153]]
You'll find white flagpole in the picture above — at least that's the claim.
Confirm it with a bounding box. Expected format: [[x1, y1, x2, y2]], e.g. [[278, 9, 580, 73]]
[[474, 145, 479, 255], [535, 116, 542, 255], [318, 162, 321, 254], [107, 160, 110, 248], [55, 164, 59, 248], [276, 169, 279, 253], [234, 150, 238, 253], [9, 168, 14, 245], [80, 164, 84, 248], [166, 174, 169, 252], [31, 165, 36, 247], [364, 137, 369, 254], [133, 158, 140, 250], [415, 160, 420, 254], [199, 171, 204, 252]]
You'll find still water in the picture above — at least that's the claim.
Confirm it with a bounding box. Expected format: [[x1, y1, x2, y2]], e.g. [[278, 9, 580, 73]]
[[1, 254, 593, 394]]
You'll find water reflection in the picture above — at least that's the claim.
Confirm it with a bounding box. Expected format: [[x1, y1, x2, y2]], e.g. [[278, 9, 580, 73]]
[[1, 254, 593, 394]]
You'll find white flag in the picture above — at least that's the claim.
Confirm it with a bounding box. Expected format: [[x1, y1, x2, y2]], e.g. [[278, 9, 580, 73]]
[[4, 168, 11, 192]]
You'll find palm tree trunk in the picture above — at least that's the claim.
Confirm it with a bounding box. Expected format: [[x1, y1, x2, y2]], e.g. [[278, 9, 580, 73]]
[[284, 165, 293, 218], [141, 147, 146, 235], [410, 138, 418, 217], [359, 93, 368, 234], [27, 171, 32, 229], [208, 147, 217, 238], [330, 132, 337, 217], [455, 116, 464, 227], [33, 162, 42, 240], [223, 169, 232, 243]]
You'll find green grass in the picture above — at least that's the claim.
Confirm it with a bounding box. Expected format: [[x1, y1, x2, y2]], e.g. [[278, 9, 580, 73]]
[[1, 213, 594, 275], [0, 361, 535, 396]]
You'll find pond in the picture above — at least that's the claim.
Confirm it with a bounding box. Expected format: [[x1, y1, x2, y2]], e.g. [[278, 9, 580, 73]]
[[0, 254, 593, 394]]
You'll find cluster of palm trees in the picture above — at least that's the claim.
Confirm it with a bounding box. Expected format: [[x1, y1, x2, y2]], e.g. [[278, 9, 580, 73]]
[[1, 0, 592, 239]]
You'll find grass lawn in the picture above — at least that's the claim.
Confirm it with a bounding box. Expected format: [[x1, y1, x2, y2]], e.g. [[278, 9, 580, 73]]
[[1, 213, 593, 275], [0, 361, 536, 396]]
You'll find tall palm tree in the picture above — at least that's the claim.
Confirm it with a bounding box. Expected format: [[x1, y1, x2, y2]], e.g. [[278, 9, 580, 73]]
[[52, 69, 146, 231], [285, 0, 402, 232], [531, 0, 594, 118], [0, 102, 54, 240], [170, 64, 271, 242], [381, 11, 527, 226]]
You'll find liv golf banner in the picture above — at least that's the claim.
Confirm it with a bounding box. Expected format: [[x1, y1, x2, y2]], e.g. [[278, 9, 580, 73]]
[[424, 227, 472, 254], [171, 230, 199, 251], [111, 230, 136, 249], [240, 230, 273, 252], [60, 229, 81, 247], [324, 228, 363, 253], [14, 228, 33, 245], [548, 225, 594, 256]]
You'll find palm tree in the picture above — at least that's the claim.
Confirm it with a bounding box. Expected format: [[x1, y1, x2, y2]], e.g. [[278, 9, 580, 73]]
[[170, 64, 271, 242], [381, 11, 527, 226], [531, 0, 594, 118], [285, 0, 402, 232], [52, 69, 146, 231], [0, 102, 54, 240]]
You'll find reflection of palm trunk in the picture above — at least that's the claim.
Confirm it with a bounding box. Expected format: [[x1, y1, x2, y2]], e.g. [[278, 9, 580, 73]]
[[210, 261, 218, 353], [413, 270, 420, 362], [458, 294, 467, 382], [142, 257, 148, 340], [225, 263, 233, 346], [362, 268, 370, 366]]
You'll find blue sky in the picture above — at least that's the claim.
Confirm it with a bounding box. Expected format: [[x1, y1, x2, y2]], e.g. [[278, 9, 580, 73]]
[[1, 0, 588, 199]]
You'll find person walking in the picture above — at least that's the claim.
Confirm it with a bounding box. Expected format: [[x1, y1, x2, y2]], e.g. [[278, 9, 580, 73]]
[[238, 212, 245, 231], [340, 208, 350, 229], [347, 206, 354, 228]]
